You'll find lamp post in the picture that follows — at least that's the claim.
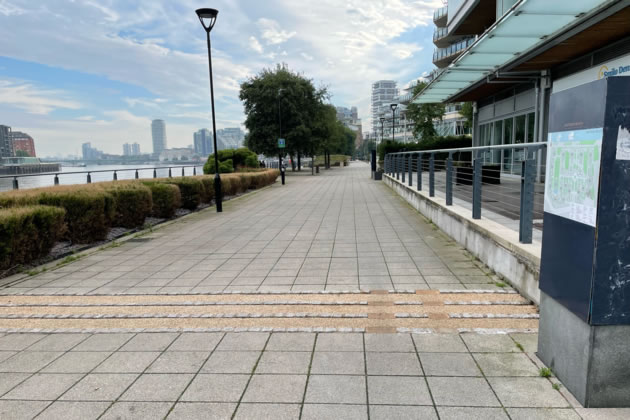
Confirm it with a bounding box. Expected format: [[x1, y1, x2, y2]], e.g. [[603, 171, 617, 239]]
[[390, 103, 398, 143], [379, 117, 385, 145], [278, 88, 285, 184], [196, 8, 222, 213]]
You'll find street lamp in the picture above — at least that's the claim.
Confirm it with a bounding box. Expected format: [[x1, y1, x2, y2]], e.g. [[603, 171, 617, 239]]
[[277, 88, 285, 184], [390, 103, 398, 143], [379, 117, 385, 145], [196, 8, 222, 213]]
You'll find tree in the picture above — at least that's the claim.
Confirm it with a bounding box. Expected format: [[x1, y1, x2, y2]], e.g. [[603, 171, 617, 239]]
[[460, 102, 473, 129], [405, 82, 446, 141], [15, 150, 30, 157], [240, 64, 328, 163]]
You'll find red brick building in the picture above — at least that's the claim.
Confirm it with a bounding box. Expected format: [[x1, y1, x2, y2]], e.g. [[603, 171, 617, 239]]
[[10, 131, 36, 157]]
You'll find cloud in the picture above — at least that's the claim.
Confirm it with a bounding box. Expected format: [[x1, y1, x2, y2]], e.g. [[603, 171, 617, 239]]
[[249, 36, 263, 53], [258, 18, 297, 45], [300, 52, 314, 61], [0, 80, 81, 115]]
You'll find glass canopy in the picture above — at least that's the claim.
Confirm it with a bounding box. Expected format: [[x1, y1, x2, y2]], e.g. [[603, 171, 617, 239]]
[[413, 0, 614, 104]]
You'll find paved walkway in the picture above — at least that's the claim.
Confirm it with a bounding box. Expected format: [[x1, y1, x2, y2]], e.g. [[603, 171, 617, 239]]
[[0, 163, 627, 419]]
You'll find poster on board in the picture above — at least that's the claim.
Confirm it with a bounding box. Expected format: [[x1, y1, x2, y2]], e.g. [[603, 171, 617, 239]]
[[544, 128, 603, 227]]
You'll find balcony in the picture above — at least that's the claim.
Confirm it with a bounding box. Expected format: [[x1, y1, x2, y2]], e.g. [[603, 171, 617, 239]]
[[433, 26, 451, 48], [433, 6, 447, 26], [432, 37, 475, 68]]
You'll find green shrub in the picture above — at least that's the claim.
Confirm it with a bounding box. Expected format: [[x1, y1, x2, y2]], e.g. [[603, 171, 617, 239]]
[[203, 147, 260, 174], [101, 182, 152, 228], [377, 135, 472, 161], [141, 182, 181, 218], [37, 188, 113, 243], [0, 206, 66, 270], [162, 177, 203, 210], [199, 177, 216, 203]]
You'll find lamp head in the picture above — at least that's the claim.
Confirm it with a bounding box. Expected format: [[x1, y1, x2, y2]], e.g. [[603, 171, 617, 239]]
[[390, 103, 398, 111], [380, 117, 385, 124], [196, 8, 218, 32]]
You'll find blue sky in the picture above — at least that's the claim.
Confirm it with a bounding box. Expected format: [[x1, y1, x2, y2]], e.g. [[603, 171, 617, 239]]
[[0, 0, 441, 156]]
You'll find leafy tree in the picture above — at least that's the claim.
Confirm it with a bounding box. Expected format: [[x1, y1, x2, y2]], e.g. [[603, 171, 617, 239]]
[[240, 64, 328, 164], [406, 82, 446, 141], [15, 150, 30, 157], [460, 102, 473, 129]]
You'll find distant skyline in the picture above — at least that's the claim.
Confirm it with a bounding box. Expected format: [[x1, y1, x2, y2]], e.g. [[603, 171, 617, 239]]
[[0, 0, 440, 156]]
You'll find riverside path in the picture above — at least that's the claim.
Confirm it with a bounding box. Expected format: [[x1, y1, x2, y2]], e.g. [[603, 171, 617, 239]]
[[0, 162, 621, 419]]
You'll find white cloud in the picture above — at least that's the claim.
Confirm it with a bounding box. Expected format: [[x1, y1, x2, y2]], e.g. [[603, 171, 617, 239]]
[[0, 80, 81, 115], [258, 18, 297, 45], [249, 36, 263, 53], [300, 52, 314, 61]]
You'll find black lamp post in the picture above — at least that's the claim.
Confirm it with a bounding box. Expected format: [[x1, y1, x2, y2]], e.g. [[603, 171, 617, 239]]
[[390, 103, 398, 142], [379, 117, 385, 145], [278, 88, 285, 184], [196, 8, 222, 212]]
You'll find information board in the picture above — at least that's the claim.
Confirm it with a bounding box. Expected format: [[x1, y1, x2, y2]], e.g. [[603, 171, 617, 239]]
[[278, 138, 286, 148], [544, 128, 603, 227]]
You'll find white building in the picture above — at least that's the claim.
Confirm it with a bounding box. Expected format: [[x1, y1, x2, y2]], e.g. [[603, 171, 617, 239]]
[[159, 148, 194, 162], [371, 80, 398, 134]]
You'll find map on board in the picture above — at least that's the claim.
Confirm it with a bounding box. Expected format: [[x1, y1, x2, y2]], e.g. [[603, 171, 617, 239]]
[[544, 128, 603, 227]]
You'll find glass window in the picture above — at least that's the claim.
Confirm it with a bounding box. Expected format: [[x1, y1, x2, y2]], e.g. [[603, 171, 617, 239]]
[[503, 118, 513, 172], [515, 115, 526, 144], [490, 121, 502, 164], [526, 112, 535, 142]]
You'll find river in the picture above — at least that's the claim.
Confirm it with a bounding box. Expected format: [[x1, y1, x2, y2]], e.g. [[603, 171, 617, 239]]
[[0, 163, 205, 192]]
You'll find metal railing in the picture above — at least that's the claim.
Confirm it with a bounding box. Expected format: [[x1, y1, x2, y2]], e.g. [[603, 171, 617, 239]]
[[433, 26, 449, 41], [0, 165, 205, 191], [384, 143, 546, 244], [433, 37, 475, 62], [433, 6, 448, 21]]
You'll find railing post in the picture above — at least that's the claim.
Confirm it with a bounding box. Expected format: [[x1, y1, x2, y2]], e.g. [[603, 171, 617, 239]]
[[385, 155, 389, 174], [54, 174, 59, 185], [417, 153, 422, 191], [408, 154, 413, 187], [182, 167, 185, 177], [519, 157, 536, 244], [135, 170, 139, 179], [472, 151, 482, 219], [402, 154, 406, 183], [113, 171, 118, 181], [446, 152, 453, 206], [396, 154, 400, 180], [429, 153, 435, 197], [153, 169, 157, 178], [12, 177, 18, 190], [193, 167, 197, 176], [87, 173, 92, 184], [168, 168, 172, 178]]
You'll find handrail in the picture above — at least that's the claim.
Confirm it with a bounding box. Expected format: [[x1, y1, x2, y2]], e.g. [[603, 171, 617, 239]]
[[0, 164, 204, 180], [386, 142, 547, 156]]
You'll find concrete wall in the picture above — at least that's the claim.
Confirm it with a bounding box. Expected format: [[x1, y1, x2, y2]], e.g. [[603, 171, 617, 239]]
[[384, 174, 541, 304]]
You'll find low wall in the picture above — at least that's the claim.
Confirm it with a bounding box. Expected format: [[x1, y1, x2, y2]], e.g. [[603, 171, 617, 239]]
[[384, 174, 541, 305]]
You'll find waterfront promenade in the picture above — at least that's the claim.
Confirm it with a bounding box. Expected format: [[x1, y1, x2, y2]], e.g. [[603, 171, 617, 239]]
[[0, 162, 625, 419]]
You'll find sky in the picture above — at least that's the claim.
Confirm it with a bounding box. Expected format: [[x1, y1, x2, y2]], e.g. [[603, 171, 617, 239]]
[[0, 0, 442, 157]]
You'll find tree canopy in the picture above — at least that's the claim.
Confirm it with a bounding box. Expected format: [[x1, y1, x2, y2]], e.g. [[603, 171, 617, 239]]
[[405, 82, 446, 141], [240, 64, 354, 159]]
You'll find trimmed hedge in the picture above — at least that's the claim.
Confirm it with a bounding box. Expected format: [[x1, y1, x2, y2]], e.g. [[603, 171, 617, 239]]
[[377, 135, 472, 161], [142, 182, 181, 218], [0, 206, 66, 270], [102, 183, 153, 228], [162, 177, 204, 210]]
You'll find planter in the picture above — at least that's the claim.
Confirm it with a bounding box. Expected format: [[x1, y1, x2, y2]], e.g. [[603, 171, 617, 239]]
[[374, 170, 383, 180]]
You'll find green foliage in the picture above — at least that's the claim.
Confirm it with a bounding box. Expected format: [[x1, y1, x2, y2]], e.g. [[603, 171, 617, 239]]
[[140, 182, 181, 219], [539, 367, 553, 378], [102, 183, 152, 228], [161, 177, 204, 210], [15, 150, 30, 157], [460, 102, 474, 129], [0, 206, 66, 270], [405, 82, 446, 141], [377, 135, 472, 162], [203, 147, 259, 174]]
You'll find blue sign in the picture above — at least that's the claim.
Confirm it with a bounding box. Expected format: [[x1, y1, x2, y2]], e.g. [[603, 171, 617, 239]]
[[278, 138, 286, 148]]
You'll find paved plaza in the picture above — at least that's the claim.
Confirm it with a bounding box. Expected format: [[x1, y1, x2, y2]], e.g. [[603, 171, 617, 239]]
[[0, 163, 628, 419]]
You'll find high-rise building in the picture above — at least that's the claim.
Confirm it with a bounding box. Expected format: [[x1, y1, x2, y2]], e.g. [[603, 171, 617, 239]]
[[123, 143, 132, 156], [82, 142, 103, 160], [193, 129, 213, 156], [10, 131, 36, 157], [131, 143, 141, 155], [371, 81, 398, 134], [216, 127, 245, 150], [0, 125, 14, 157], [151, 119, 167, 155]]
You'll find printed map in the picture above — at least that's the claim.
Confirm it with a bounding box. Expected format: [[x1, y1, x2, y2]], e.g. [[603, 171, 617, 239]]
[[544, 128, 603, 227]]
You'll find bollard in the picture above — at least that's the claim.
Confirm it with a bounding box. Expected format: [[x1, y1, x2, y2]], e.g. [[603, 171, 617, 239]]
[[417, 154, 422, 191], [316, 165, 320, 174], [429, 153, 435, 197], [12, 177, 18, 190], [87, 173, 92, 183], [472, 153, 482, 219], [281, 166, 286, 185], [135, 170, 139, 179], [113, 171, 118, 181], [408, 155, 413, 187], [446, 153, 453, 206], [54, 174, 59, 185], [153, 169, 157, 178], [519, 158, 536, 243]]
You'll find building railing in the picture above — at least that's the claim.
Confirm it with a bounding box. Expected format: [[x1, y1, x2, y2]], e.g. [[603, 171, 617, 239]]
[[433, 37, 475, 63], [433, 26, 449, 41], [0, 165, 205, 191], [433, 6, 448, 22], [384, 143, 546, 244]]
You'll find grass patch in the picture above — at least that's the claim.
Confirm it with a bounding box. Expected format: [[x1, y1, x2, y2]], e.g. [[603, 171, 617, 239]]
[[514, 342, 525, 352], [539, 367, 553, 378], [552, 383, 561, 391], [495, 281, 507, 288], [56, 254, 80, 267]]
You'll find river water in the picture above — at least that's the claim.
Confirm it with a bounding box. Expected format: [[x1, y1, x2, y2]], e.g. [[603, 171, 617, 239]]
[[0, 163, 205, 192]]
